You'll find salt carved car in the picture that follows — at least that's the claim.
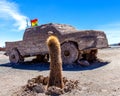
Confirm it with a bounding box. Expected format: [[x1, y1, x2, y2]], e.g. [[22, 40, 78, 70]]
[[5, 23, 108, 64]]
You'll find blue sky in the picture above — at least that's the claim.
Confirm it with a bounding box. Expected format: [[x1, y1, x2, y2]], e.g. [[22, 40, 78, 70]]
[[0, 0, 120, 47]]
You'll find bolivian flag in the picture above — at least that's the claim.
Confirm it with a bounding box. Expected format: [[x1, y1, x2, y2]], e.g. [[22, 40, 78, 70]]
[[31, 19, 38, 27]]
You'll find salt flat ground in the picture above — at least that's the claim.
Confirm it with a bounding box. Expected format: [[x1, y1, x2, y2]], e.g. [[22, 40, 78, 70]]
[[0, 48, 120, 96]]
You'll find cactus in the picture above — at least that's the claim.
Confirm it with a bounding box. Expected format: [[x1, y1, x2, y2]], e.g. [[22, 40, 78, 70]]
[[47, 35, 64, 89]]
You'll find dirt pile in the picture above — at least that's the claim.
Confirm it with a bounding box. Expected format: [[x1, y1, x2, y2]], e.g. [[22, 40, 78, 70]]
[[12, 75, 78, 96]]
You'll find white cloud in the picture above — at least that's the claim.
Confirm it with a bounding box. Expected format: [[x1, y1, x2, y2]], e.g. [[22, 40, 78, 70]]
[[96, 22, 120, 44], [0, 0, 29, 30]]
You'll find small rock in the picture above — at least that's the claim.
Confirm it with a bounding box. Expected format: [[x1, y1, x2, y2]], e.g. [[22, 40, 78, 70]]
[[36, 75, 44, 84], [63, 77, 68, 84], [43, 76, 49, 85], [32, 84, 46, 93], [64, 80, 78, 92], [46, 86, 64, 95], [27, 81, 37, 89], [78, 60, 90, 66]]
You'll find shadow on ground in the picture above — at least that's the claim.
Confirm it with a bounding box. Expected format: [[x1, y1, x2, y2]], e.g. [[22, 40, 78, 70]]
[[63, 61, 109, 71], [0, 60, 109, 71]]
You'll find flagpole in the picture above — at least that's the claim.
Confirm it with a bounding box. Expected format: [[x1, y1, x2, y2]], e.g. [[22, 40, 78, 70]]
[[26, 19, 29, 28]]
